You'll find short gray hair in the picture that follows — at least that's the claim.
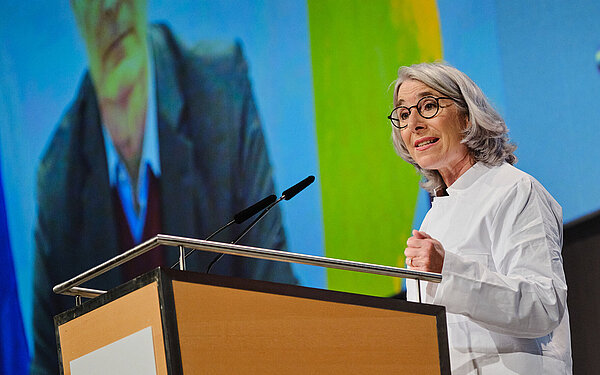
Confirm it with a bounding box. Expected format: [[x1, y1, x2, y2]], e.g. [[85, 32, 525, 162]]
[[391, 62, 516, 194]]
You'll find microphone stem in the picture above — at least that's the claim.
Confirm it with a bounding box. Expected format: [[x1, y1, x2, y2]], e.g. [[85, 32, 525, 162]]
[[206, 196, 284, 274], [233, 197, 283, 244], [171, 219, 235, 269], [206, 219, 236, 241]]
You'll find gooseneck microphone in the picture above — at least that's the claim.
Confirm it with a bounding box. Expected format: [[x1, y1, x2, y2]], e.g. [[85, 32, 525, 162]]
[[232, 175, 316, 243], [281, 175, 315, 200], [206, 175, 316, 274], [233, 194, 278, 224], [171, 194, 277, 269]]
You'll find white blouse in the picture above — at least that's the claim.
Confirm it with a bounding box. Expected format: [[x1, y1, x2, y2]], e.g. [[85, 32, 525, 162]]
[[407, 162, 572, 375]]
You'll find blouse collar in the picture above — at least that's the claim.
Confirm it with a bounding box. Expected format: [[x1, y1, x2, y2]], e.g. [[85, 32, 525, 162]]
[[443, 162, 490, 196]]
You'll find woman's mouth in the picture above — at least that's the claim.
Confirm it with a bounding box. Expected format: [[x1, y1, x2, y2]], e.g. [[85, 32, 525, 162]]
[[414, 137, 440, 150]]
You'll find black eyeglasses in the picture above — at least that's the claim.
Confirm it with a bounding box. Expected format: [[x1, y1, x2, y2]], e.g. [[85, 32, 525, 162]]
[[388, 96, 454, 129]]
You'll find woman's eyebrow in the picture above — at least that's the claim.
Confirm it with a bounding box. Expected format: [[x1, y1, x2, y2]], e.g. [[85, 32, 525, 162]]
[[396, 91, 435, 106]]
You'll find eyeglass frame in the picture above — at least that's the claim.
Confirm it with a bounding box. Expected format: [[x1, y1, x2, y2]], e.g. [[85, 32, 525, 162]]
[[387, 95, 455, 130]]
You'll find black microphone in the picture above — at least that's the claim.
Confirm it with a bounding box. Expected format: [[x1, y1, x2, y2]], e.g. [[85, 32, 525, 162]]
[[206, 175, 316, 274], [233, 194, 277, 224], [171, 194, 277, 269], [282, 175, 315, 200]]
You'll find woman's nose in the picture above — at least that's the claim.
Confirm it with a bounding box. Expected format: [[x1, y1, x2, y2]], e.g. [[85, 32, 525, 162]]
[[406, 110, 425, 132]]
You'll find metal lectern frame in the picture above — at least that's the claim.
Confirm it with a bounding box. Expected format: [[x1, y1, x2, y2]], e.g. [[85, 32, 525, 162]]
[[53, 233, 441, 303]]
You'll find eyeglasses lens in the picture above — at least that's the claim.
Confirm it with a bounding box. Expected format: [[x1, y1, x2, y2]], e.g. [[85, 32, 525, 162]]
[[418, 97, 439, 118]]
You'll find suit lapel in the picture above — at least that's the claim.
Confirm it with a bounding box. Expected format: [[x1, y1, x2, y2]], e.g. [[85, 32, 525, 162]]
[[78, 75, 123, 287], [150, 26, 204, 266]]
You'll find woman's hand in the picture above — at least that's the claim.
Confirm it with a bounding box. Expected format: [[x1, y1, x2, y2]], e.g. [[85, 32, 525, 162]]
[[404, 229, 445, 273]]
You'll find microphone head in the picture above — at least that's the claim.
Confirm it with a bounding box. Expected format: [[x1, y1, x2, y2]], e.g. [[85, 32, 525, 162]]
[[282, 175, 315, 201], [233, 194, 277, 224]]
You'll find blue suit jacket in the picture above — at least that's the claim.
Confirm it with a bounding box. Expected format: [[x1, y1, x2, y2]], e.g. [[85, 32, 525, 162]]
[[31, 24, 297, 374]]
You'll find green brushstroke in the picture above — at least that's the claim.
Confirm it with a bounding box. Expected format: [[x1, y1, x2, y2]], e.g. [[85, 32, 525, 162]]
[[308, 0, 441, 296]]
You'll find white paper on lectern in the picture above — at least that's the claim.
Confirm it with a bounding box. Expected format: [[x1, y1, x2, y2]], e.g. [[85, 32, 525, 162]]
[[70, 326, 157, 375]]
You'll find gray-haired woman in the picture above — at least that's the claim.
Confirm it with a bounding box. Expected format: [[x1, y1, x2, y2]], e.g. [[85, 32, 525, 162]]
[[389, 62, 571, 374]]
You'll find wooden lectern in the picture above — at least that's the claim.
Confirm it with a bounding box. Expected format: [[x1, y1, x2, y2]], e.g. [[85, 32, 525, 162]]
[[54, 235, 450, 374]]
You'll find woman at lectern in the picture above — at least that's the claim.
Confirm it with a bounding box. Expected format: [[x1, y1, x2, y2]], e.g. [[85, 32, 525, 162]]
[[388, 62, 572, 374]]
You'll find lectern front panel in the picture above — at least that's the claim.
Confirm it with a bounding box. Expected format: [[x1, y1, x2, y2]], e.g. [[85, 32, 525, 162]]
[[172, 280, 442, 374]]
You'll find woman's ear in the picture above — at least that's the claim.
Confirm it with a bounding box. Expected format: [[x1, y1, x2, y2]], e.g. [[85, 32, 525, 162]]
[[464, 114, 471, 129]]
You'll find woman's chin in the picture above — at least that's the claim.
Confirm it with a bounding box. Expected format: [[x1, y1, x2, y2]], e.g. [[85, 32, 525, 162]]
[[414, 155, 442, 171]]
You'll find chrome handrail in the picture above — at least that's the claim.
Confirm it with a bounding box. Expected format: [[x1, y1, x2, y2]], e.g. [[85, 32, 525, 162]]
[[53, 234, 441, 299]]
